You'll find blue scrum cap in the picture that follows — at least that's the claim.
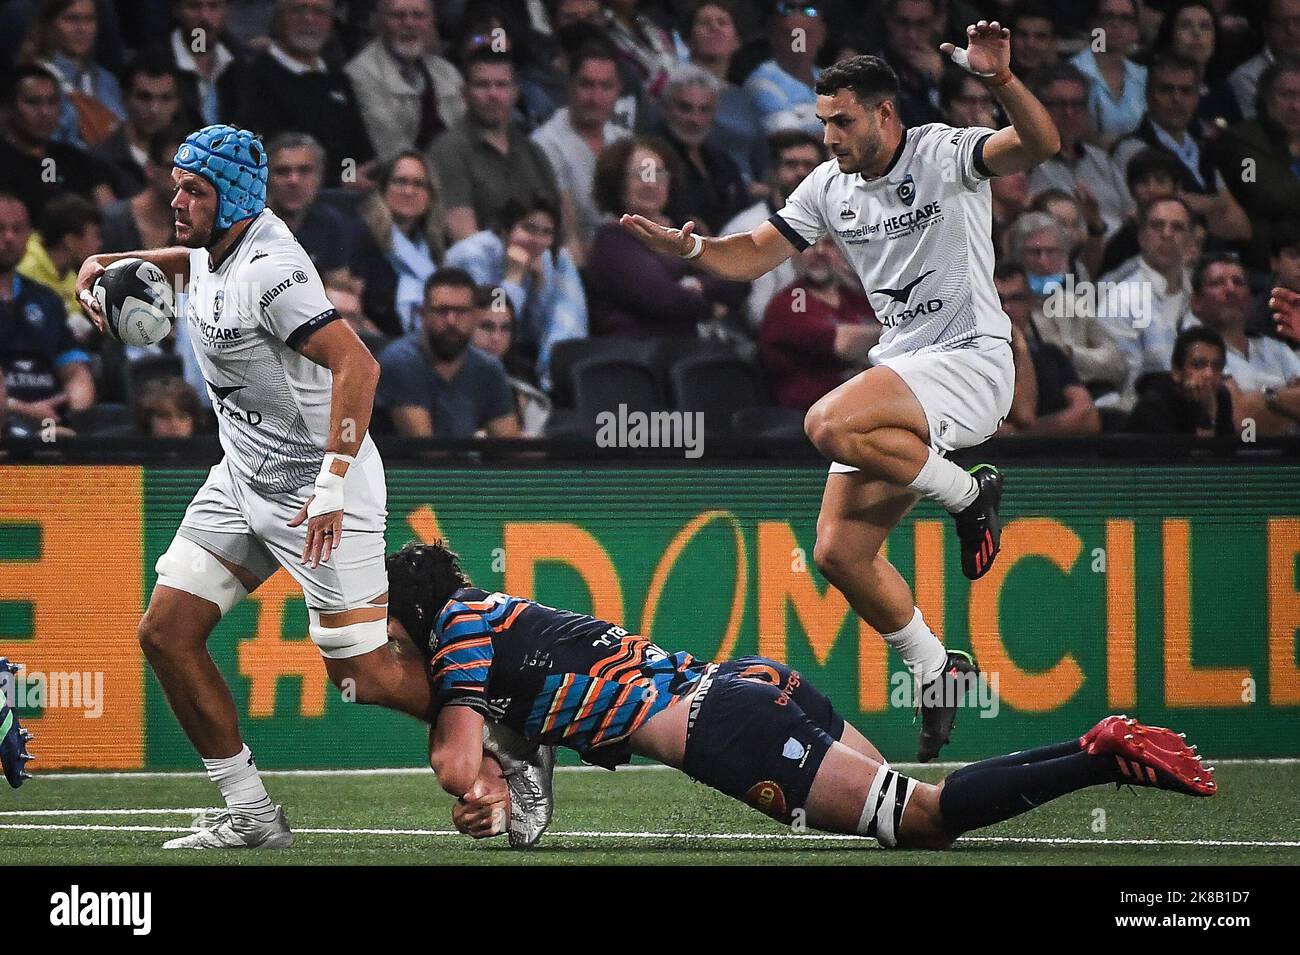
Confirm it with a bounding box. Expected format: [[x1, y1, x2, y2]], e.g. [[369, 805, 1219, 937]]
[[173, 125, 268, 231]]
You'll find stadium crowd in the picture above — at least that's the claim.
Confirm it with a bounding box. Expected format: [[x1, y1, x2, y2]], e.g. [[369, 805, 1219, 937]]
[[1, 0, 1300, 447]]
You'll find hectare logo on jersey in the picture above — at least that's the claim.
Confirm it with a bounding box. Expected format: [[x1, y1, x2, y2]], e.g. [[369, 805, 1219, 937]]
[[880, 200, 943, 240], [189, 290, 243, 348]]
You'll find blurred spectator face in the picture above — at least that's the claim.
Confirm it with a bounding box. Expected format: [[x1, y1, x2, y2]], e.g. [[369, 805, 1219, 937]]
[[379, 0, 434, 60], [569, 56, 621, 130], [885, 0, 936, 59], [770, 3, 826, 60], [53, 0, 97, 60], [662, 82, 717, 147], [506, 208, 556, 260], [148, 141, 184, 199], [774, 141, 822, 198], [0, 199, 32, 273], [995, 271, 1034, 327], [180, 0, 229, 39], [147, 398, 197, 438], [126, 72, 180, 137], [421, 283, 477, 361], [268, 145, 323, 219], [1131, 169, 1178, 206], [1013, 16, 1057, 72], [1041, 78, 1091, 145], [465, 60, 518, 129], [277, 0, 334, 58], [623, 145, 671, 216], [1271, 242, 1300, 289], [1043, 195, 1086, 254], [1266, 66, 1300, 138], [10, 74, 62, 145], [947, 75, 997, 128], [1019, 226, 1068, 283], [992, 170, 1029, 221], [1192, 260, 1249, 328], [62, 218, 102, 265], [1172, 339, 1225, 395], [1093, 0, 1139, 57], [1147, 64, 1199, 133], [555, 0, 601, 28], [473, 302, 513, 358], [689, 3, 740, 63], [1138, 199, 1192, 273], [170, 169, 220, 247], [383, 155, 433, 224], [1267, 0, 1300, 55], [1171, 4, 1215, 68], [797, 236, 842, 288]]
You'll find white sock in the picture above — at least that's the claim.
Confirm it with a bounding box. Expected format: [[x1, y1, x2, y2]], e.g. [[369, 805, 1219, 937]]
[[907, 449, 978, 513], [881, 607, 948, 687], [203, 744, 277, 822]]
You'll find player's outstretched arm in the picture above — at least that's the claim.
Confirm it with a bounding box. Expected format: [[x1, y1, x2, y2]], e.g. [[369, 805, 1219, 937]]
[[429, 705, 486, 798], [619, 214, 796, 282], [941, 21, 1061, 176], [74, 249, 192, 334]]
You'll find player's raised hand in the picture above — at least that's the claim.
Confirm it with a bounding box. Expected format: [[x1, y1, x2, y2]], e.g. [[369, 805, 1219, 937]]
[[620, 214, 698, 258], [1270, 286, 1300, 342], [941, 20, 1011, 79], [74, 257, 107, 334], [289, 496, 343, 568]]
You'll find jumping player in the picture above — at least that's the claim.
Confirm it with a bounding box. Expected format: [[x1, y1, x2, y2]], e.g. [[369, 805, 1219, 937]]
[[385, 541, 1215, 849], [621, 23, 1062, 760], [75, 125, 552, 849]]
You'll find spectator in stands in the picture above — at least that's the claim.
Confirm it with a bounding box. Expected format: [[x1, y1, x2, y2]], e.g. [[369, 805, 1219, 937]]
[[134, 375, 203, 438], [100, 123, 184, 253], [722, 129, 824, 329], [431, 48, 561, 244], [685, 0, 766, 185], [1111, 55, 1250, 243], [1188, 252, 1300, 433], [1007, 1, 1059, 77], [360, 149, 445, 335], [1096, 196, 1196, 403], [1228, 0, 1300, 120], [378, 268, 521, 437], [602, 0, 677, 100], [164, 0, 241, 128], [1127, 325, 1238, 436], [877, 0, 945, 127], [939, 68, 999, 130], [91, 53, 180, 200], [994, 261, 1102, 436], [1068, 0, 1147, 144], [345, 0, 465, 163], [760, 235, 877, 411], [1148, 1, 1241, 132], [1029, 188, 1105, 282], [265, 132, 354, 278], [1212, 57, 1300, 269], [586, 135, 747, 337], [21, 0, 126, 148], [531, 40, 627, 260], [654, 64, 748, 235], [1006, 210, 1127, 401], [236, 0, 376, 189], [1249, 222, 1300, 337], [1098, 147, 1181, 275], [444, 193, 586, 387], [17, 193, 101, 339], [471, 287, 551, 436], [325, 272, 388, 355], [1029, 63, 1132, 237], [744, 0, 826, 136], [0, 192, 94, 436]]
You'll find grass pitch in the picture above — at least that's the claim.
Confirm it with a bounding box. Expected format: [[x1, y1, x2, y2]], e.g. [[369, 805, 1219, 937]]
[[3, 761, 1297, 866]]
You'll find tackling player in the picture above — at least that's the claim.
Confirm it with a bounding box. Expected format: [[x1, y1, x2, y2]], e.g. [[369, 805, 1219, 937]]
[[386, 541, 1215, 849], [621, 23, 1061, 761], [75, 125, 551, 849]]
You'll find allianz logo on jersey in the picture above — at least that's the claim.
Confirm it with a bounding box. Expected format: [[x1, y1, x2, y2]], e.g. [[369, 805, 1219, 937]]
[[872, 269, 943, 327]]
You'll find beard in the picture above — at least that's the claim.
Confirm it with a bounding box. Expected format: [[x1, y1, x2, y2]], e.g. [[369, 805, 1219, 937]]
[[427, 329, 470, 362]]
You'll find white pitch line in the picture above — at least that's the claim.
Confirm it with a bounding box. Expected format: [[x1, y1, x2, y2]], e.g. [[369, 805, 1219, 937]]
[[25, 758, 1300, 781], [0, 819, 1296, 848]]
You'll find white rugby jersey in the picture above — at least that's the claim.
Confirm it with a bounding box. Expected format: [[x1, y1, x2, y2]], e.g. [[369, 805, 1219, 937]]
[[769, 123, 1010, 363], [185, 209, 373, 497]]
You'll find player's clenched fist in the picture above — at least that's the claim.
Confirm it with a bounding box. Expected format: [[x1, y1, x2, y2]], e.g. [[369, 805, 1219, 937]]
[[453, 777, 510, 839]]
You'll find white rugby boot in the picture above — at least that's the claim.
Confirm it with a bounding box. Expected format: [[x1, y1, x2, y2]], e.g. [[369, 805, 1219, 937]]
[[482, 723, 556, 849], [163, 805, 294, 849]]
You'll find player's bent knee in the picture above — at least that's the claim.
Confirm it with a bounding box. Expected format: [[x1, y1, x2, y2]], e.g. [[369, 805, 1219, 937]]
[[154, 536, 247, 617], [894, 783, 954, 850], [308, 609, 389, 662], [813, 526, 882, 584]]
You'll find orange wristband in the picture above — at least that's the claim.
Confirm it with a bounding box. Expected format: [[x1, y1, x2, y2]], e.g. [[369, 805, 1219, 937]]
[[984, 69, 1015, 88]]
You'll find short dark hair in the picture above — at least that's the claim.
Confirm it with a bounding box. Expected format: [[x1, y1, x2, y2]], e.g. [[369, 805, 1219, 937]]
[[1137, 194, 1191, 230], [122, 49, 180, 94], [1269, 220, 1300, 260], [566, 36, 619, 78], [592, 134, 682, 216], [1172, 324, 1226, 369], [1191, 251, 1244, 295], [4, 63, 59, 106], [37, 194, 101, 246], [1029, 62, 1089, 100], [464, 46, 516, 77], [938, 66, 982, 110], [386, 541, 473, 656], [767, 128, 823, 165], [496, 191, 562, 244], [1148, 52, 1201, 84], [814, 55, 899, 103], [424, 267, 478, 300], [994, 260, 1028, 283], [149, 122, 190, 166], [1257, 54, 1300, 119], [1007, 0, 1056, 30], [1124, 147, 1186, 191]]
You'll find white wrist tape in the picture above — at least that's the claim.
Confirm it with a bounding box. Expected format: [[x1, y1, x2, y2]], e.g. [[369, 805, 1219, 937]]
[[307, 452, 353, 518], [680, 232, 704, 260], [947, 47, 998, 79]]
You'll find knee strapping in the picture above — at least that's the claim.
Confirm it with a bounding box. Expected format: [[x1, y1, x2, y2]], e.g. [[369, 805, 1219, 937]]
[[857, 764, 917, 848], [307, 608, 389, 660], [155, 537, 247, 616]]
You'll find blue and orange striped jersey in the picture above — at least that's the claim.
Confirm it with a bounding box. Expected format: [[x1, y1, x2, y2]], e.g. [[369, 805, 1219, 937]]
[[429, 588, 708, 767]]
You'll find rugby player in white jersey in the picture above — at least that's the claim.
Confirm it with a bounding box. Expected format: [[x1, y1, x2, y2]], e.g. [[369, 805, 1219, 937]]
[[75, 125, 553, 849], [622, 22, 1061, 761]]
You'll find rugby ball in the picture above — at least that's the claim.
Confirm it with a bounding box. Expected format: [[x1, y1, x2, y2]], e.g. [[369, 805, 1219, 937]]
[[93, 258, 176, 347]]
